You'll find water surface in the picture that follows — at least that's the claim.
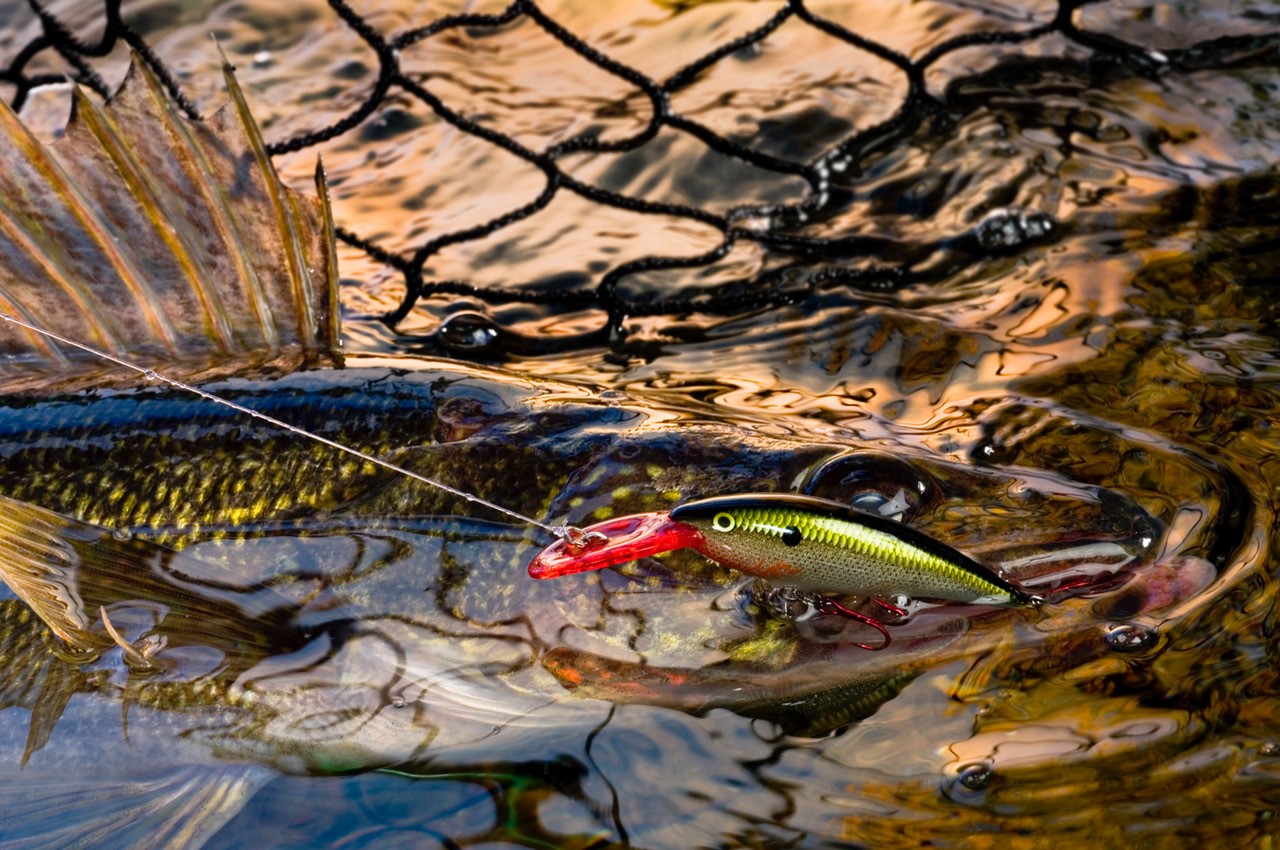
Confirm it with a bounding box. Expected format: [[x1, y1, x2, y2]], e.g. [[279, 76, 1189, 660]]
[[3, 1, 1280, 847]]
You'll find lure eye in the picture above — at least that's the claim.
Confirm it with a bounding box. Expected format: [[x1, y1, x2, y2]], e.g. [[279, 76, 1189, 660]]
[[781, 525, 803, 547], [711, 512, 736, 532]]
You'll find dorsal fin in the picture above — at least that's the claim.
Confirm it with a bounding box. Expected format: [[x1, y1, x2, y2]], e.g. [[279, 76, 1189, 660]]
[[0, 54, 339, 390]]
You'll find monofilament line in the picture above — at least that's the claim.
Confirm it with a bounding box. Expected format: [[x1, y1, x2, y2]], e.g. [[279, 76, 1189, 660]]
[[1, 314, 572, 541]]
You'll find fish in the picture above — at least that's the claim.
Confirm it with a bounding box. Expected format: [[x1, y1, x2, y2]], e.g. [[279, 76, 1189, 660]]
[[0, 45, 1189, 850], [0, 354, 1180, 845], [529, 492, 1033, 608]]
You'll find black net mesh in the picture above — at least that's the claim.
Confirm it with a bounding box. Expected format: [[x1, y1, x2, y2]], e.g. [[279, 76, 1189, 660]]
[[3, 0, 1278, 331]]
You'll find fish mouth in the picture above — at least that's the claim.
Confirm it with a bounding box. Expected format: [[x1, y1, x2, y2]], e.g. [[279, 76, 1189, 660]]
[[528, 512, 704, 578]]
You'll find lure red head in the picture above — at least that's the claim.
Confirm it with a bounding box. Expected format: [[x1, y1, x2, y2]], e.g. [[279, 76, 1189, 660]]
[[528, 512, 704, 578]]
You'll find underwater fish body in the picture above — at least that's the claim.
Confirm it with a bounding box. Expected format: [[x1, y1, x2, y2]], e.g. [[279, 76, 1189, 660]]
[[0, 357, 1169, 750], [0, 361, 1214, 846]]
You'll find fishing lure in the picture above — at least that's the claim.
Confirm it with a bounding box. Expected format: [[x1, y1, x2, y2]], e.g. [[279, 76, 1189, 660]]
[[529, 492, 1036, 649]]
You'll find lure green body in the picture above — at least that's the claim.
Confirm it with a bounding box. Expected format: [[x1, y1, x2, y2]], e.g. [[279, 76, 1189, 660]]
[[669, 493, 1029, 606]]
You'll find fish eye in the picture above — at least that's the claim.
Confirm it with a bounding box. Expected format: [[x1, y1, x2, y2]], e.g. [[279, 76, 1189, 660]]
[[712, 512, 735, 532]]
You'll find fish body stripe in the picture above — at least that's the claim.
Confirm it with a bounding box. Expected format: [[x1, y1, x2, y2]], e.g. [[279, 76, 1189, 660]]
[[671, 493, 1026, 605]]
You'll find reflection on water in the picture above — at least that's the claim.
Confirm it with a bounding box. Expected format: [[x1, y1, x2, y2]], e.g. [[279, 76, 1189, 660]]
[[3, 0, 1280, 846]]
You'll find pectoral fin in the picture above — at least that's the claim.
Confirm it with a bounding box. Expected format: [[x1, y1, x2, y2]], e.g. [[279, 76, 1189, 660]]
[[0, 494, 301, 658]]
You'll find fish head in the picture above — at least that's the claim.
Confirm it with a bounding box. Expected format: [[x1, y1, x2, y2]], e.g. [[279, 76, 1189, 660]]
[[529, 440, 1165, 608]]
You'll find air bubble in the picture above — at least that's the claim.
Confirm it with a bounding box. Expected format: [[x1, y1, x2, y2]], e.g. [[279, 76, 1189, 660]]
[[1103, 622, 1158, 653], [143, 370, 158, 381], [972, 208, 1057, 253]]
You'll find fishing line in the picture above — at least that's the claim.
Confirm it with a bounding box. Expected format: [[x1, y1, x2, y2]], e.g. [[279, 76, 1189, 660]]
[[1, 314, 592, 544]]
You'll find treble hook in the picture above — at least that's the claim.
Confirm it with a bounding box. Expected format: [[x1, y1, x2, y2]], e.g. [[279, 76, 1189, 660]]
[[99, 606, 167, 670], [816, 597, 892, 651]]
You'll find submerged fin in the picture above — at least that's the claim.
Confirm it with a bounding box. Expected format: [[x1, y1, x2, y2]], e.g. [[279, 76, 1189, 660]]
[[0, 496, 307, 764], [0, 496, 112, 652], [0, 53, 339, 390], [0, 764, 275, 850], [0, 494, 301, 658]]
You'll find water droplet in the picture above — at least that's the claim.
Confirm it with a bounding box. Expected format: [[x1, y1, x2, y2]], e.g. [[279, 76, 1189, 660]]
[[390, 695, 407, 709], [1104, 622, 1158, 653], [438, 311, 500, 353], [879, 488, 911, 518], [958, 763, 993, 790], [848, 490, 908, 521], [1259, 742, 1280, 756], [252, 51, 272, 67], [111, 528, 132, 542], [143, 370, 158, 381]]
